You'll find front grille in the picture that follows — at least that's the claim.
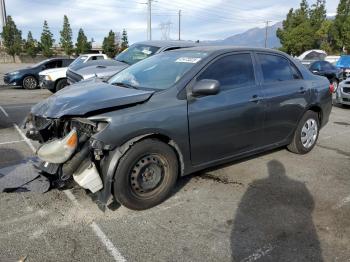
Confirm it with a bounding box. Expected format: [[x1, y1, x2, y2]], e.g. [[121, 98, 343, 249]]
[[66, 69, 83, 84], [343, 98, 350, 102], [343, 87, 350, 94]]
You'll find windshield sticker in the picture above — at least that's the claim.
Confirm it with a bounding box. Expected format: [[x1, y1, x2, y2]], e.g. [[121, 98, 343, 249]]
[[175, 57, 202, 63], [142, 49, 152, 55]]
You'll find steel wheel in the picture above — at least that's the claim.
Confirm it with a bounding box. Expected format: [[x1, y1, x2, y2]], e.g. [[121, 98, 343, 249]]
[[301, 119, 318, 149], [130, 154, 168, 197], [23, 76, 38, 89]]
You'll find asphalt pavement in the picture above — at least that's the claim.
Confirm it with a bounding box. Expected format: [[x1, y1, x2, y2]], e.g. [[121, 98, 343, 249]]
[[0, 64, 350, 262]]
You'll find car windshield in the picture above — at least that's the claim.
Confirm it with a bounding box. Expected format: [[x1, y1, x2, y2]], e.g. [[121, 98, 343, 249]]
[[69, 56, 88, 69], [115, 44, 160, 65], [108, 51, 208, 90], [337, 56, 350, 67]]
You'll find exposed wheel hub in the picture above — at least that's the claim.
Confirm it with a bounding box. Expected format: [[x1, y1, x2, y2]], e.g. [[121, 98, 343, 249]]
[[130, 155, 165, 195]]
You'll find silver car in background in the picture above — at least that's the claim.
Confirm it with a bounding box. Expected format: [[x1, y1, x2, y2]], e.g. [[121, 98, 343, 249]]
[[66, 40, 197, 84], [336, 78, 350, 105]]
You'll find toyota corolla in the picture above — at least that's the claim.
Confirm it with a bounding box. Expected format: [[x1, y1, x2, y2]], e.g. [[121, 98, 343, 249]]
[[25, 47, 332, 210]]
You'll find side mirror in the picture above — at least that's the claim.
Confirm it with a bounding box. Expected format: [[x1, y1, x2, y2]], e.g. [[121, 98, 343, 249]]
[[192, 79, 220, 97]]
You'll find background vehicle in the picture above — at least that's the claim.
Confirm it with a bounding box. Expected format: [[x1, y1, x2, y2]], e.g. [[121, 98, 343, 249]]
[[39, 54, 107, 93], [66, 40, 196, 84], [298, 49, 327, 67], [26, 47, 332, 210], [39, 67, 71, 93], [336, 55, 350, 78], [3, 58, 72, 89], [336, 78, 350, 105], [309, 60, 343, 92]]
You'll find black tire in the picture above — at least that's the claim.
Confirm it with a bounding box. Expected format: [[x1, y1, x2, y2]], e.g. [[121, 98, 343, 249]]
[[287, 110, 319, 154], [113, 139, 178, 210], [22, 76, 38, 90], [55, 78, 68, 92]]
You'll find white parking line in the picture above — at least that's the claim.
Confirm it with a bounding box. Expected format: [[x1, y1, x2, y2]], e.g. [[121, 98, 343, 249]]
[[0, 105, 9, 117], [3, 105, 127, 262], [0, 139, 25, 145], [64, 190, 126, 262], [13, 123, 37, 153]]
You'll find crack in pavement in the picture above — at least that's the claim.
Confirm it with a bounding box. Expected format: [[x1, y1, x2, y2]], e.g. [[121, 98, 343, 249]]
[[317, 144, 350, 157]]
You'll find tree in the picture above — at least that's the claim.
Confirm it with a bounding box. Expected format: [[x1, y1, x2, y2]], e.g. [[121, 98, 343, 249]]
[[102, 30, 118, 58], [121, 29, 129, 51], [75, 28, 91, 55], [40, 20, 54, 57], [60, 15, 73, 55], [0, 16, 22, 62], [333, 0, 350, 53], [24, 31, 38, 58], [277, 0, 324, 55]]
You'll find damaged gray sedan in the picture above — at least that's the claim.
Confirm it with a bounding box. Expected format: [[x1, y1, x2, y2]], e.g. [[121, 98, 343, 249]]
[[25, 47, 332, 210]]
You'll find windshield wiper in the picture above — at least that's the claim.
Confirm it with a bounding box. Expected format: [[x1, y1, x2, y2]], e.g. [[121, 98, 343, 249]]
[[112, 82, 138, 89]]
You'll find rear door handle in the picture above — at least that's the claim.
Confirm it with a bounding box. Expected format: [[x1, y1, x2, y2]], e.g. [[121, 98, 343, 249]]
[[299, 87, 306, 94], [249, 95, 262, 103]]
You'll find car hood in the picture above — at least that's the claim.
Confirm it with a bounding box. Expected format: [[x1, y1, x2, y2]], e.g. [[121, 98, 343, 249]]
[[31, 79, 154, 118], [39, 67, 68, 76], [77, 61, 128, 80]]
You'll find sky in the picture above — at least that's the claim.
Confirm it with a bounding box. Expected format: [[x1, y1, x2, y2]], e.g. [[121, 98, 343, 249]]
[[5, 0, 340, 45]]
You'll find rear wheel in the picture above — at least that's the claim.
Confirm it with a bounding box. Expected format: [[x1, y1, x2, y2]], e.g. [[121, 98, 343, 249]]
[[23, 76, 38, 90], [287, 110, 319, 154], [55, 78, 68, 92], [113, 139, 178, 210]]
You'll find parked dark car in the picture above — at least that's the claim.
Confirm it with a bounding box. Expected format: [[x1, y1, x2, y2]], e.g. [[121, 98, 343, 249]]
[[66, 40, 196, 84], [309, 60, 344, 91], [3, 58, 73, 89], [25, 47, 332, 210], [336, 55, 350, 78]]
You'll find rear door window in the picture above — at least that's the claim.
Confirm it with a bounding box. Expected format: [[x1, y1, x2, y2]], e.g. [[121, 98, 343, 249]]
[[257, 54, 294, 82], [198, 53, 256, 90]]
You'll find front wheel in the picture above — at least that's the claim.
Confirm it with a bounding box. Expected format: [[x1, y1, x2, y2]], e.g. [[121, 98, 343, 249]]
[[23, 76, 38, 90], [55, 78, 68, 92], [287, 111, 319, 154], [113, 139, 178, 210]]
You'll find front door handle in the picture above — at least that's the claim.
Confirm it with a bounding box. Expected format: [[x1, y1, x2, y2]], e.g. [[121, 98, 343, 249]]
[[249, 95, 262, 103]]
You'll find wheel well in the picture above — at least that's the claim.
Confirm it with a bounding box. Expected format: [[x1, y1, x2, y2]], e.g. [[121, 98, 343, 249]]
[[120, 133, 185, 177], [308, 106, 322, 124], [54, 78, 67, 88]]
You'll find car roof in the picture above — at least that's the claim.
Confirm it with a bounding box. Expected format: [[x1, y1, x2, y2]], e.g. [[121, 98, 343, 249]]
[[169, 46, 289, 56], [133, 40, 196, 48], [46, 57, 74, 61]]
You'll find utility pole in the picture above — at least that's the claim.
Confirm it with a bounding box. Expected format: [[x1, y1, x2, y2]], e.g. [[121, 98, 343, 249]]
[[264, 20, 271, 48], [0, 0, 6, 29], [147, 0, 153, 40], [178, 10, 181, 41]]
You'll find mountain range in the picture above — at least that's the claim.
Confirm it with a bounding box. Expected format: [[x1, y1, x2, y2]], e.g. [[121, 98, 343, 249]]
[[203, 22, 283, 48]]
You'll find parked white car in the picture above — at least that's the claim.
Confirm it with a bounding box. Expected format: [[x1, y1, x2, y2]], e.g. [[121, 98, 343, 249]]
[[39, 54, 108, 93]]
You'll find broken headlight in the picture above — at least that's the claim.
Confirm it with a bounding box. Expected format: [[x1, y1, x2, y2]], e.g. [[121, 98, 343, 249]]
[[37, 128, 78, 164]]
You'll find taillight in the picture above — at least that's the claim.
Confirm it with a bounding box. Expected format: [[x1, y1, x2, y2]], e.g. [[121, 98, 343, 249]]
[[329, 83, 335, 93]]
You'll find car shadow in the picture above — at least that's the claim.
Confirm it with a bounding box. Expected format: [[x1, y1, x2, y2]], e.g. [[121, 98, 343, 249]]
[[230, 160, 323, 261]]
